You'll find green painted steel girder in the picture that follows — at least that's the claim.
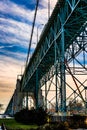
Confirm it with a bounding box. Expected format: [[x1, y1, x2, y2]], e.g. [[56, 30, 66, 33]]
[[5, 0, 87, 114], [22, 0, 87, 91]]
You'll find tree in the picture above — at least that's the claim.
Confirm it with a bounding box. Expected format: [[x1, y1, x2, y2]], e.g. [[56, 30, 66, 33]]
[[68, 99, 83, 114]]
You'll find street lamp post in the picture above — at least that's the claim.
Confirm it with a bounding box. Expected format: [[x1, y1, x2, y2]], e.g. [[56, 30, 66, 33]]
[[48, 0, 50, 19], [37, 24, 44, 43]]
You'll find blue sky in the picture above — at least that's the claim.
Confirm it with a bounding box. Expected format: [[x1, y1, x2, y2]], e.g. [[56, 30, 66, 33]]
[[0, 0, 57, 113]]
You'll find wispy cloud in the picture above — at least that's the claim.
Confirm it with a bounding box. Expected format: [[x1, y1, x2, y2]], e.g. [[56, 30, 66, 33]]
[[0, 17, 31, 47], [0, 55, 24, 112], [0, 56, 25, 91], [0, 0, 58, 113], [0, 0, 34, 23]]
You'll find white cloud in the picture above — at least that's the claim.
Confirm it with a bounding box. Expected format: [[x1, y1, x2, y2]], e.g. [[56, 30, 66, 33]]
[[0, 0, 58, 49], [0, 17, 31, 47], [0, 0, 58, 113], [39, 0, 57, 9], [0, 55, 26, 113], [0, 55, 25, 89], [0, 0, 34, 23]]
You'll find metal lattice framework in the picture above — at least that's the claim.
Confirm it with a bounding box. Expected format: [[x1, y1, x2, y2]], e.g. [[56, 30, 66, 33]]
[[5, 0, 87, 115]]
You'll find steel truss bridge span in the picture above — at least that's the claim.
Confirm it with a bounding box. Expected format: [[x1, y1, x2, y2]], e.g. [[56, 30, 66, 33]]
[[5, 0, 87, 115]]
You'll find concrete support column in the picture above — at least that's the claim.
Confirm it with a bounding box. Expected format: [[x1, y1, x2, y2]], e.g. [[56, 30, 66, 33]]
[[85, 87, 87, 114], [36, 69, 39, 109], [26, 92, 28, 109], [45, 78, 47, 110], [38, 89, 44, 107]]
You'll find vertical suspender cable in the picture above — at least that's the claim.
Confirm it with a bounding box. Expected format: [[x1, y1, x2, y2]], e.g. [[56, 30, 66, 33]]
[[26, 0, 39, 66]]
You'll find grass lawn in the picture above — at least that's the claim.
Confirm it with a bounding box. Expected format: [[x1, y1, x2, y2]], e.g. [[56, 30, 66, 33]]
[[0, 118, 38, 130]]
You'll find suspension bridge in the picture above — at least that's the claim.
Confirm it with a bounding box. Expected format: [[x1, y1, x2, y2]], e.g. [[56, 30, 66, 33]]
[[5, 0, 87, 116]]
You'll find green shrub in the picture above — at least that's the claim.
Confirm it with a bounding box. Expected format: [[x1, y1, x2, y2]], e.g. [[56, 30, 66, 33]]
[[69, 115, 87, 129], [36, 122, 70, 130], [14, 107, 47, 125], [35, 107, 47, 125]]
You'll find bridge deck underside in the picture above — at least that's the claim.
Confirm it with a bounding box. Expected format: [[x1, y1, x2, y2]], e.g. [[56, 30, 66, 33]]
[[22, 0, 87, 92]]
